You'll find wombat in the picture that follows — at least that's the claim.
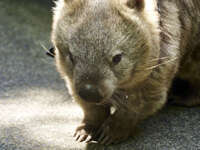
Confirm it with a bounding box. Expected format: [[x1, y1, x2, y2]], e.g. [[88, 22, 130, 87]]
[[51, 0, 200, 145]]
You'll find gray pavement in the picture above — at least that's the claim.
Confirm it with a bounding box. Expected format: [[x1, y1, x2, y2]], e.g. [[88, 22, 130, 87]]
[[0, 0, 200, 150]]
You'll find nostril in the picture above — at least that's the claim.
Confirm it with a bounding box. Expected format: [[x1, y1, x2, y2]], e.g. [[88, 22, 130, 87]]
[[78, 84, 103, 103]]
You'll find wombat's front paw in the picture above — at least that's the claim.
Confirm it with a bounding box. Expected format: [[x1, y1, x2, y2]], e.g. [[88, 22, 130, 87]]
[[96, 117, 130, 145], [74, 123, 98, 143]]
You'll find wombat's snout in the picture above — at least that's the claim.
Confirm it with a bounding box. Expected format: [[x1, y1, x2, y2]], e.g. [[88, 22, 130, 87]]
[[78, 83, 104, 103]]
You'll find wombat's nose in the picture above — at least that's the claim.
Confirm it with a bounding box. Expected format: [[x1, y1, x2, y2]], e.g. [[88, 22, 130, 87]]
[[78, 84, 103, 103]]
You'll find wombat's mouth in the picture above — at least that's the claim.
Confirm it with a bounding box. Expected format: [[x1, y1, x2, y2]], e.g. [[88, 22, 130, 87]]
[[78, 90, 103, 103]]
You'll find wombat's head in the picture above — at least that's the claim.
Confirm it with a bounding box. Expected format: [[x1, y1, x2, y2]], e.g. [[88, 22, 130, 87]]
[[52, 0, 160, 103]]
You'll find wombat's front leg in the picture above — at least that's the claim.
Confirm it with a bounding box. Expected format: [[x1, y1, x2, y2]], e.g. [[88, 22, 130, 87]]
[[96, 109, 137, 145], [74, 101, 110, 143], [97, 86, 168, 145]]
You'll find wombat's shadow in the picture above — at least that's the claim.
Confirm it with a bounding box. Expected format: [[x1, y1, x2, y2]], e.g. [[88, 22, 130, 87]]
[[85, 105, 200, 150]]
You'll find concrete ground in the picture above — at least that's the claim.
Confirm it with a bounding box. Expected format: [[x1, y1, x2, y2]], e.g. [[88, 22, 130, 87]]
[[0, 0, 199, 150]]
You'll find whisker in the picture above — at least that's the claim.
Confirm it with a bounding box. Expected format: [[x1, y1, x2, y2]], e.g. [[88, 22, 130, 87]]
[[40, 42, 49, 52], [112, 93, 128, 110], [145, 57, 178, 70], [149, 56, 171, 62], [110, 98, 121, 110]]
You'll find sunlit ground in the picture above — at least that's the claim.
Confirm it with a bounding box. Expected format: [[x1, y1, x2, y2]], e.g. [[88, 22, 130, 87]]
[[0, 88, 86, 150]]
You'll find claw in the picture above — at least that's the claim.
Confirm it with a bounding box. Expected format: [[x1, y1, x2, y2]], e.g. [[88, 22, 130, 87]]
[[106, 138, 114, 146], [98, 131, 106, 142], [101, 135, 110, 145], [85, 135, 92, 143], [79, 134, 88, 142], [75, 134, 81, 141], [95, 127, 102, 140], [73, 132, 77, 137], [74, 123, 99, 143]]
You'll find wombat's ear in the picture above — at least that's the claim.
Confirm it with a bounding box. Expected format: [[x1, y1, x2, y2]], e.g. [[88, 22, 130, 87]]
[[63, 0, 82, 11], [63, 0, 73, 4], [125, 0, 145, 10], [64, 0, 72, 2]]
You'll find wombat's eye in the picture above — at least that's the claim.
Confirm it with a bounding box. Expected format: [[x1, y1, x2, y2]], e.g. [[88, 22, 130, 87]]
[[112, 54, 122, 65]]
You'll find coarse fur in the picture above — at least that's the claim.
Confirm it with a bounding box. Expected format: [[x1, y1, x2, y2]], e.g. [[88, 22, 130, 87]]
[[51, 0, 200, 145]]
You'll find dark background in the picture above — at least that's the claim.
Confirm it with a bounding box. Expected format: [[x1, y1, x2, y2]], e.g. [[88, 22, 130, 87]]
[[0, 0, 200, 150]]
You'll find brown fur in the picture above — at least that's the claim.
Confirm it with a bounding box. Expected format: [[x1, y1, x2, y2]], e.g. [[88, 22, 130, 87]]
[[51, 0, 200, 145]]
